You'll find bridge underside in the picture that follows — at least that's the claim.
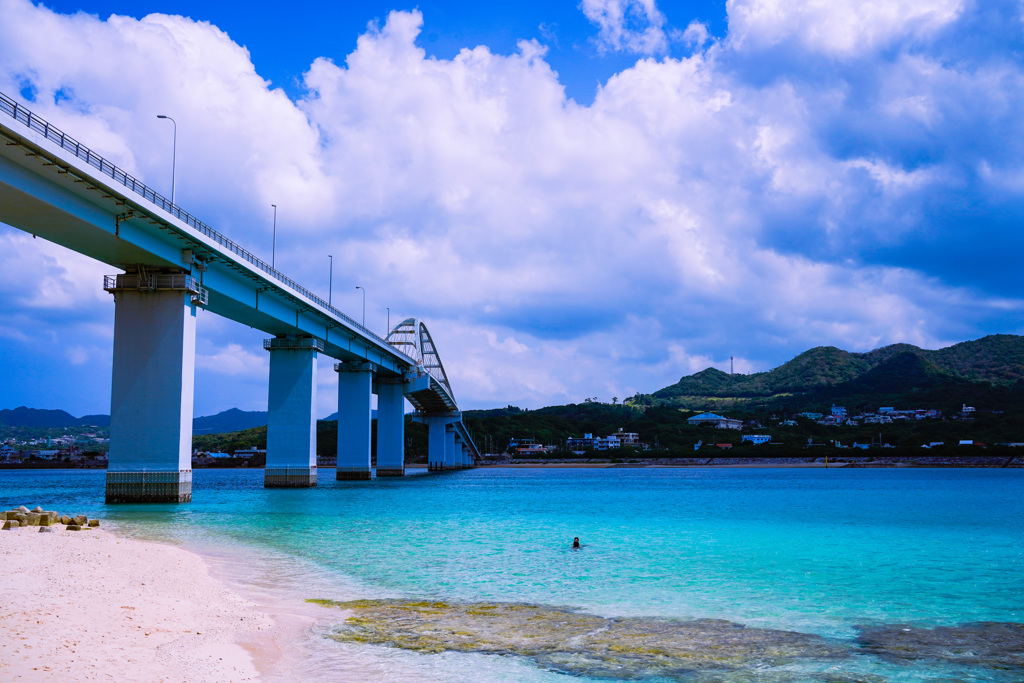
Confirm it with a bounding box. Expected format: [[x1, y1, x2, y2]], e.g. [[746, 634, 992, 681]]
[[0, 93, 479, 503]]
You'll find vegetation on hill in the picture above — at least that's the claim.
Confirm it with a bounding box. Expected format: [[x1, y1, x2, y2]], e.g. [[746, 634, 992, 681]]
[[646, 335, 1024, 412], [0, 407, 108, 428]]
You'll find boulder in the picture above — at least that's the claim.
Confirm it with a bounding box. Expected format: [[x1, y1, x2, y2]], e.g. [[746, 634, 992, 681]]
[[14, 514, 28, 526], [16, 506, 29, 514], [38, 516, 53, 527], [41, 511, 58, 525], [66, 525, 82, 531], [60, 515, 71, 525], [24, 513, 40, 526], [88, 519, 100, 527], [31, 506, 43, 513], [38, 526, 54, 533], [73, 515, 88, 526], [2, 520, 19, 530]]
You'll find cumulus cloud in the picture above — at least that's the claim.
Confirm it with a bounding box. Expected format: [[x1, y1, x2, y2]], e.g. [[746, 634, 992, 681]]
[[580, 0, 671, 54], [1, 0, 1023, 415]]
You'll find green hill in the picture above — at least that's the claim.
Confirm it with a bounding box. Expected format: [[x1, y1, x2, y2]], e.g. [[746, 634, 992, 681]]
[[647, 335, 1024, 412]]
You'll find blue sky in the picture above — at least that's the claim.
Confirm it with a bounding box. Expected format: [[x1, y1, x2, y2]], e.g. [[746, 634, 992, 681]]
[[36, 0, 729, 102], [1, 0, 1023, 418]]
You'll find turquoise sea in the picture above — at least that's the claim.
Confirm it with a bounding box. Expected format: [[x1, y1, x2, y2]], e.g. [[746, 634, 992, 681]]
[[3, 466, 1023, 682]]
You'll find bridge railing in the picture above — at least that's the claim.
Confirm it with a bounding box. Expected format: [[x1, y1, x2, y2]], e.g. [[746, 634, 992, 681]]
[[0, 91, 408, 361]]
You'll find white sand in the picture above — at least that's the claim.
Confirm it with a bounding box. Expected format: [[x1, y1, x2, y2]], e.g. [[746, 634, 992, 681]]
[[0, 524, 275, 682]]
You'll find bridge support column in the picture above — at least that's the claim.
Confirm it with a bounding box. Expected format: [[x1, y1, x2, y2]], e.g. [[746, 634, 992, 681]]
[[375, 377, 406, 476], [445, 428, 458, 470], [428, 423, 447, 471], [105, 284, 196, 503], [264, 337, 319, 487], [414, 414, 461, 471], [336, 362, 373, 480]]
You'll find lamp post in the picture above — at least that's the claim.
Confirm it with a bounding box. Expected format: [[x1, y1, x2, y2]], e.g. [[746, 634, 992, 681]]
[[328, 255, 333, 306], [155, 115, 176, 205], [271, 204, 277, 269], [386, 306, 390, 334], [355, 286, 365, 327]]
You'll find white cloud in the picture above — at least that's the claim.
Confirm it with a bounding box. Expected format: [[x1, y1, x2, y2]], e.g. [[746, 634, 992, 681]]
[[682, 21, 712, 49], [195, 343, 268, 377], [726, 0, 964, 56], [580, 0, 670, 54]]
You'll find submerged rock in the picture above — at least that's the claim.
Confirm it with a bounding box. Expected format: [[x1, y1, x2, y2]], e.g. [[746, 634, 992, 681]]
[[856, 622, 1024, 669], [316, 599, 849, 681]]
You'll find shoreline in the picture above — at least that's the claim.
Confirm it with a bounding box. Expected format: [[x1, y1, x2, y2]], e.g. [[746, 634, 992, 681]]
[[0, 514, 456, 682], [484, 458, 1022, 468], [0, 522, 323, 682]]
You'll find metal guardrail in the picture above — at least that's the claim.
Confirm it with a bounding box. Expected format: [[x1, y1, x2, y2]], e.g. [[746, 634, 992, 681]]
[[103, 272, 201, 292], [0, 90, 404, 359], [263, 337, 326, 352], [103, 273, 210, 307]]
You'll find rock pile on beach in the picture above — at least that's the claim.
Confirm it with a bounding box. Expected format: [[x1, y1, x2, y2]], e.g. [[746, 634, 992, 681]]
[[1, 505, 100, 532]]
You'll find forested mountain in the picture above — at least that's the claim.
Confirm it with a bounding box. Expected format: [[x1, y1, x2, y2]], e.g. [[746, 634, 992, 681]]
[[0, 407, 109, 428], [645, 335, 1024, 412]]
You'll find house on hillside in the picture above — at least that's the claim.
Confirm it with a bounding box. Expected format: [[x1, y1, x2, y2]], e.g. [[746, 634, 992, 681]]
[[687, 413, 742, 429]]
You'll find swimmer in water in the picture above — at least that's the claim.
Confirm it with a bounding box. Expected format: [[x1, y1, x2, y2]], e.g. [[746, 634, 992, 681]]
[[572, 537, 580, 549]]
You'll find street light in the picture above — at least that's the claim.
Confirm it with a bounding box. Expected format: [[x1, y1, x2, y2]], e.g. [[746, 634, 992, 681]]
[[271, 204, 277, 269], [156, 115, 176, 205], [355, 286, 365, 327], [386, 306, 390, 334], [328, 255, 333, 306]]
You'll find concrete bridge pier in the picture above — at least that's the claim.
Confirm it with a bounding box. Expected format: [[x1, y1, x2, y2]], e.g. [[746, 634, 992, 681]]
[[335, 361, 373, 480], [264, 336, 320, 487], [375, 377, 406, 476], [415, 414, 461, 471], [444, 428, 459, 470], [105, 272, 197, 503]]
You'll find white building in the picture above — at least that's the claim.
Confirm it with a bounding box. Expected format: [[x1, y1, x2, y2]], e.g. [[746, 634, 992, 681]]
[[687, 413, 743, 429]]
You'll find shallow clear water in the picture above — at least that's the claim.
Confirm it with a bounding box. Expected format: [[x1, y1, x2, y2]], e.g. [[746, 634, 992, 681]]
[[3, 467, 1022, 681]]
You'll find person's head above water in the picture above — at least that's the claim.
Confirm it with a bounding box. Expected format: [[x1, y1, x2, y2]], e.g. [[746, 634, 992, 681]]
[[572, 537, 580, 548]]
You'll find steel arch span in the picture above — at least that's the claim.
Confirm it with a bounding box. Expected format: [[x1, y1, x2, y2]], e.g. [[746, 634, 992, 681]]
[[386, 318, 453, 399], [387, 318, 479, 461]]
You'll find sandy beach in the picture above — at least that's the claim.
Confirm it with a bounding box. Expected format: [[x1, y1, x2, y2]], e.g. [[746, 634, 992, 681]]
[[0, 523, 281, 682]]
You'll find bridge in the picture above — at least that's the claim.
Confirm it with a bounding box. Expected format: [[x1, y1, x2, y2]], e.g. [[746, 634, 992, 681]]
[[0, 90, 479, 502]]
